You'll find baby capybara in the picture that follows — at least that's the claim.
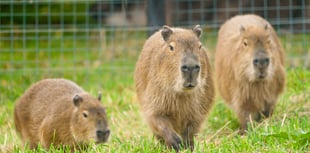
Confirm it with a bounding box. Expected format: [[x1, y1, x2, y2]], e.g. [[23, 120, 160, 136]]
[[215, 14, 286, 134], [135, 25, 214, 151], [14, 78, 110, 150]]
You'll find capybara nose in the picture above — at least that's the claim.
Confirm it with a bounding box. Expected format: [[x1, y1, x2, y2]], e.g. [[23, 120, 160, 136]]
[[181, 64, 200, 73], [183, 82, 196, 88], [96, 129, 110, 139], [253, 58, 269, 69], [181, 64, 200, 89]]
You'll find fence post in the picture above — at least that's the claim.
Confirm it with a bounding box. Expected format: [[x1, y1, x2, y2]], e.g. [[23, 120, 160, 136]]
[[147, 0, 165, 36]]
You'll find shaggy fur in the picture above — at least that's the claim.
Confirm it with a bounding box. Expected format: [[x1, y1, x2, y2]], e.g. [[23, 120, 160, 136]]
[[135, 25, 214, 151], [215, 14, 286, 134], [14, 78, 109, 150]]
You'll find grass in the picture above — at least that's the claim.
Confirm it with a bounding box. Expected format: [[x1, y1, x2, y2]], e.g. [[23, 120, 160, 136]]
[[0, 30, 309, 152]]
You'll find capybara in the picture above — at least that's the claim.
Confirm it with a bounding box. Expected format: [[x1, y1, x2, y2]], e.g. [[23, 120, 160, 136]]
[[134, 25, 214, 151], [215, 14, 286, 134], [14, 78, 110, 150]]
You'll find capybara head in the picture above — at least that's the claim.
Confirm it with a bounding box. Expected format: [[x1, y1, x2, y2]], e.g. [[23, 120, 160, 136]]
[[160, 25, 204, 92], [236, 25, 275, 82], [70, 93, 110, 144]]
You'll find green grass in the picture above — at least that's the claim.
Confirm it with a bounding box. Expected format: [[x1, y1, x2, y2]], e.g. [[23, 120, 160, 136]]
[[0, 30, 309, 152], [1, 68, 309, 153]]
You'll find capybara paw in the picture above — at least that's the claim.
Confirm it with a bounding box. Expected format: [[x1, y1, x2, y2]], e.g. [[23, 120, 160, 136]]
[[183, 140, 194, 151], [254, 113, 262, 122], [238, 128, 247, 135], [167, 134, 182, 152], [262, 109, 271, 118]]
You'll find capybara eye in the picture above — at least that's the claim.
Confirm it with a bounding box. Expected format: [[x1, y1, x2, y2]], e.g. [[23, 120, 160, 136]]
[[267, 39, 271, 45], [83, 112, 88, 118], [195, 65, 200, 70], [181, 65, 188, 72], [243, 41, 248, 47], [169, 45, 174, 51], [199, 45, 202, 49]]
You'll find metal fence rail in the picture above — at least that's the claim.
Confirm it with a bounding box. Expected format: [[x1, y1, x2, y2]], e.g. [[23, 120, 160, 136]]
[[0, 0, 309, 77]]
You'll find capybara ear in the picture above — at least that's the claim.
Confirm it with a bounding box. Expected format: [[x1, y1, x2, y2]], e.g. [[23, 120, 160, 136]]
[[161, 25, 173, 41], [73, 94, 83, 107], [98, 93, 102, 101], [240, 25, 246, 34], [192, 24, 202, 38], [264, 24, 269, 30]]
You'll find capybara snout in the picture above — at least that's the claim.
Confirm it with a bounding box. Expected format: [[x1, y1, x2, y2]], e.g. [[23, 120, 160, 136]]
[[253, 49, 271, 79], [96, 129, 110, 143], [181, 53, 200, 89], [94, 115, 110, 143], [253, 50, 270, 68]]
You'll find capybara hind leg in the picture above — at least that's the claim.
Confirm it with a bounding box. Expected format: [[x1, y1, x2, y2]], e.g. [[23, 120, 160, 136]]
[[149, 116, 182, 152]]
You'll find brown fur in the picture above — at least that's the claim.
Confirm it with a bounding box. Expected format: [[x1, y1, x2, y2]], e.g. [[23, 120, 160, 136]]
[[134, 25, 214, 151], [14, 78, 110, 150], [215, 14, 286, 134]]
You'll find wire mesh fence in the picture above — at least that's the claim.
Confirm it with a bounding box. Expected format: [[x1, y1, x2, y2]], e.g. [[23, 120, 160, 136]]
[[0, 0, 309, 79]]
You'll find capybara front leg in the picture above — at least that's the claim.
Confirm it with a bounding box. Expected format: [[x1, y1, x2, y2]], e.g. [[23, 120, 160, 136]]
[[148, 116, 182, 152], [39, 118, 54, 149], [28, 142, 38, 150], [182, 122, 197, 151], [237, 110, 251, 135], [262, 101, 276, 118]]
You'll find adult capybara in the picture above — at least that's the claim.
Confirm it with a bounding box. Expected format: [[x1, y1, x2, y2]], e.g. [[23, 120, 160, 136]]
[[135, 25, 214, 151], [14, 78, 110, 150], [215, 14, 286, 134]]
